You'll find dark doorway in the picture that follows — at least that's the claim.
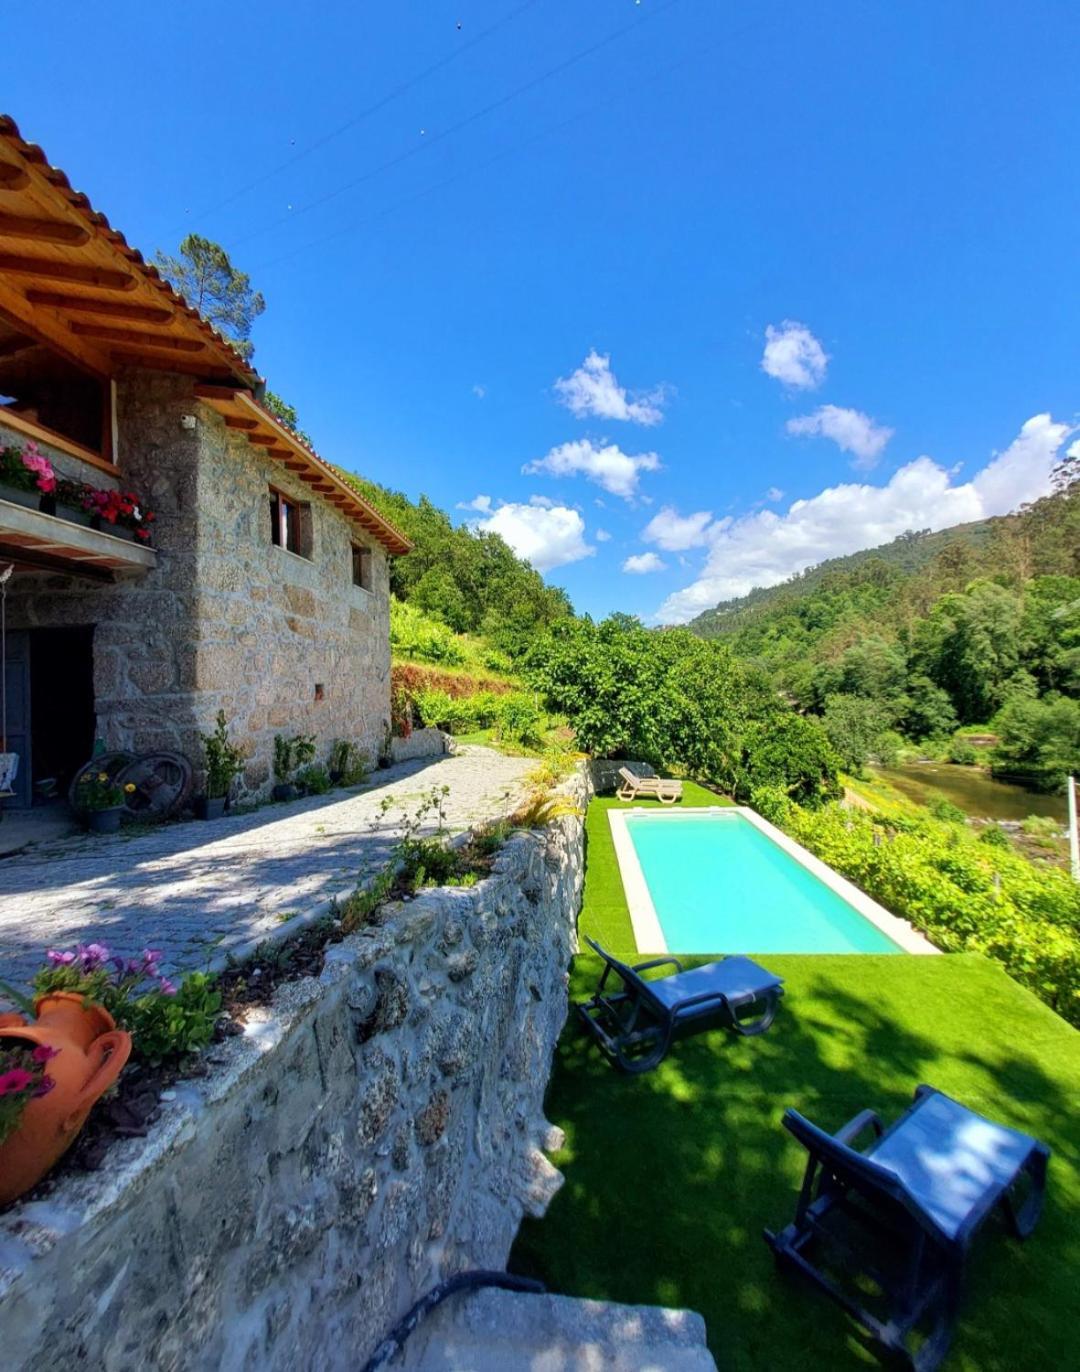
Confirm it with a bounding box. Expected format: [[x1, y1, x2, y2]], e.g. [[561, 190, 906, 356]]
[[29, 626, 95, 801]]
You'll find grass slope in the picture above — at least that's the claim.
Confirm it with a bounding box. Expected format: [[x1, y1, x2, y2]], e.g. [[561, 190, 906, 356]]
[[511, 794, 1080, 1371]]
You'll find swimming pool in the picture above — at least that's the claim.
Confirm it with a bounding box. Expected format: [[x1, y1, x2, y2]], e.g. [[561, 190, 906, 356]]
[[609, 807, 935, 955]]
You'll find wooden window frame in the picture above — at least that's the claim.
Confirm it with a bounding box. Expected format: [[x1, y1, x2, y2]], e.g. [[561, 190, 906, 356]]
[[351, 542, 373, 591], [269, 485, 313, 560]]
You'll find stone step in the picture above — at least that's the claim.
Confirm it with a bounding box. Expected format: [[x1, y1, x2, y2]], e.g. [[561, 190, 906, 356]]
[[401, 1287, 719, 1371]]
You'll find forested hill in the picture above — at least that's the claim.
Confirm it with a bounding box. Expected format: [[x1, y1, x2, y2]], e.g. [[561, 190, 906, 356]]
[[681, 482, 1080, 789], [688, 520, 997, 638], [335, 469, 573, 655]]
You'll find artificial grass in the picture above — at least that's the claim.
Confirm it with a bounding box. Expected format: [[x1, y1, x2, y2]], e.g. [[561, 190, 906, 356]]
[[510, 794, 1080, 1371]]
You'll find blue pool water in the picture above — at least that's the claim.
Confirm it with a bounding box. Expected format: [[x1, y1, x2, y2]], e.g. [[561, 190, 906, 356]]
[[624, 812, 902, 954]]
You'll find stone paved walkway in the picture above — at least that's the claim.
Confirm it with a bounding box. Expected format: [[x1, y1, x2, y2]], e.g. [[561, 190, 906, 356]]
[[0, 747, 534, 993]]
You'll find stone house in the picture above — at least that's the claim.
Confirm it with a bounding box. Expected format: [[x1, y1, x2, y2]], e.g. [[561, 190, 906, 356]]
[[0, 115, 410, 808]]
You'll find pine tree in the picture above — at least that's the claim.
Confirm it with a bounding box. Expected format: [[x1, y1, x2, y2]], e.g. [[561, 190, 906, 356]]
[[153, 234, 265, 360]]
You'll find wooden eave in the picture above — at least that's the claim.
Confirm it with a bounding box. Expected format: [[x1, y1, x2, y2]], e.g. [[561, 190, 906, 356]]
[[0, 114, 257, 384], [194, 386, 412, 557]]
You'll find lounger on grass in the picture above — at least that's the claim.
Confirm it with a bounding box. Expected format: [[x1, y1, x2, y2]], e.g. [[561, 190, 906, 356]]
[[576, 937, 784, 1073], [616, 767, 683, 805], [764, 1085, 1050, 1371]]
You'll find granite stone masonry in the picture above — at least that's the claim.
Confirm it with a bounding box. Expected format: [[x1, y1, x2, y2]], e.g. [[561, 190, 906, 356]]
[[3, 367, 393, 803], [0, 769, 590, 1371]]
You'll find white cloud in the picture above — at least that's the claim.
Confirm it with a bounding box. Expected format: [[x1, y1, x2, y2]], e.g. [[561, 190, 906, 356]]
[[595, 528, 612, 542], [787, 404, 894, 469], [471, 496, 594, 572], [524, 438, 661, 500], [457, 494, 493, 513], [623, 551, 668, 574], [554, 350, 666, 425], [658, 413, 1073, 624], [766, 486, 784, 502], [761, 320, 828, 390], [472, 384, 486, 399], [642, 506, 715, 551]]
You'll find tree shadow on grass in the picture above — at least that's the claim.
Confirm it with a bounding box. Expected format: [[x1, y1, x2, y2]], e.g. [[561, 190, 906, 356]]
[[513, 954, 1080, 1371]]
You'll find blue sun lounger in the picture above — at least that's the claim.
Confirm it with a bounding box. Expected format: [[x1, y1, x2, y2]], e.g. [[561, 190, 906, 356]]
[[765, 1084, 1050, 1370], [576, 937, 784, 1073]]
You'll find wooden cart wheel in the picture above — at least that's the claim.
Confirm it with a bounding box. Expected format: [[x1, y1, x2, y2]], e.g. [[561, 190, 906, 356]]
[[67, 751, 136, 810], [116, 752, 194, 820]]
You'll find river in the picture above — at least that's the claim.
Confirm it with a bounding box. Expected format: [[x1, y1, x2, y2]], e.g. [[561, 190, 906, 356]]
[[871, 763, 1068, 824]]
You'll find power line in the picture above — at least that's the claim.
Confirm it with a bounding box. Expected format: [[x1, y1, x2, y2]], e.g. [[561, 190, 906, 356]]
[[227, 0, 685, 254], [251, 5, 759, 278], [185, 0, 545, 228]]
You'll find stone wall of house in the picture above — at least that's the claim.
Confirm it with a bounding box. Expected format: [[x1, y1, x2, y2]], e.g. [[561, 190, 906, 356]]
[[2, 371, 204, 759], [192, 405, 391, 798], [0, 779, 588, 1372], [2, 370, 392, 798]]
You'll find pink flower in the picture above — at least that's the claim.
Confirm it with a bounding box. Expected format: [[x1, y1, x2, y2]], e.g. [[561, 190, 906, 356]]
[[20, 443, 56, 494], [78, 942, 110, 969], [0, 1068, 35, 1096], [158, 978, 177, 996], [46, 948, 76, 966], [31, 1044, 58, 1063]]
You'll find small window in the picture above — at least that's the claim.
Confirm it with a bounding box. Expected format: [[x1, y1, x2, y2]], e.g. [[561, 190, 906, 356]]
[[269, 487, 312, 559], [352, 543, 373, 590]]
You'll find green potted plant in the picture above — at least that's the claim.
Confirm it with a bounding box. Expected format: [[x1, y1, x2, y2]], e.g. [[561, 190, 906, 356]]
[[272, 733, 315, 801], [196, 711, 244, 819], [328, 739, 369, 787], [73, 769, 132, 834]]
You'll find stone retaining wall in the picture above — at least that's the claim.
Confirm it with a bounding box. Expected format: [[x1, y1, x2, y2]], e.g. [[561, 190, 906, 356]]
[[390, 727, 449, 764], [0, 772, 588, 1370]]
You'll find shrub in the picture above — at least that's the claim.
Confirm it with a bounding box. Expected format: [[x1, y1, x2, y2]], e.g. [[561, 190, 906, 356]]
[[296, 763, 331, 795], [389, 598, 467, 666], [201, 710, 244, 799], [769, 802, 1080, 1026], [946, 737, 979, 765], [978, 825, 1010, 848], [928, 795, 967, 824], [494, 693, 545, 748], [1021, 814, 1061, 840]]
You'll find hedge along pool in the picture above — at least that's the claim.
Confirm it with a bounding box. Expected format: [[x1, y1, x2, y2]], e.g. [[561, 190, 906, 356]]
[[608, 808, 938, 956]]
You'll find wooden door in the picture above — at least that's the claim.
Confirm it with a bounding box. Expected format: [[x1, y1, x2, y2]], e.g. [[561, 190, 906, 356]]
[[1, 628, 30, 807]]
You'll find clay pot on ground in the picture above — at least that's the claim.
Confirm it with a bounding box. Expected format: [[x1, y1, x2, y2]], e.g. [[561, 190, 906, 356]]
[[86, 806, 123, 834], [0, 992, 132, 1207]]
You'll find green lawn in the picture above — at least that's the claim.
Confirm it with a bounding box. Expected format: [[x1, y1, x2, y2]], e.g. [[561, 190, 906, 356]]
[[510, 793, 1080, 1370]]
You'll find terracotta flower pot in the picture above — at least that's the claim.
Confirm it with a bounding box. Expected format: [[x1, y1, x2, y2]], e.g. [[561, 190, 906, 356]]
[[0, 992, 132, 1206]]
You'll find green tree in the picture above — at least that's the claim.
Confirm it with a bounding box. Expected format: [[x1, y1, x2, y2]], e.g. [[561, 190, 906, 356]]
[[263, 391, 313, 447], [153, 234, 265, 361], [992, 694, 1080, 791], [902, 676, 958, 740], [820, 694, 896, 772], [911, 580, 1023, 722]]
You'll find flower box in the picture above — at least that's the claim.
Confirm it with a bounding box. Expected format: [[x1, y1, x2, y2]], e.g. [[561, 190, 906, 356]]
[[0, 481, 41, 511]]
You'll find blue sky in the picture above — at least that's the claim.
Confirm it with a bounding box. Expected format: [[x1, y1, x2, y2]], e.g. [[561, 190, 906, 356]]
[[8, 1, 1079, 620]]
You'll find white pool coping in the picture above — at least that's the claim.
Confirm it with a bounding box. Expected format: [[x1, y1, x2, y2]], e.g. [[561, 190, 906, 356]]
[[607, 805, 938, 956]]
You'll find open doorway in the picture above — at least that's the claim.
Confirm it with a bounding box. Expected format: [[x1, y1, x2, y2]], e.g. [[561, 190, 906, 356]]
[[29, 626, 95, 801]]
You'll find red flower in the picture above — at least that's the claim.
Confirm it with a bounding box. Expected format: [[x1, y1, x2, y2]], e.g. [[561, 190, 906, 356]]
[[0, 1067, 34, 1096], [31, 1044, 58, 1063]]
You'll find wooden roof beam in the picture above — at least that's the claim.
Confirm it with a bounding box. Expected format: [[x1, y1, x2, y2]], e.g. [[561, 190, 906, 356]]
[[0, 254, 136, 291], [0, 163, 30, 191], [71, 321, 204, 352], [224, 415, 259, 431], [0, 212, 91, 246], [24, 290, 174, 325]]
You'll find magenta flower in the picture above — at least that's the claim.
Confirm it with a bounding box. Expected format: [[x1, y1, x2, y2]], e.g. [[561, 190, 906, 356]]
[[31, 1044, 58, 1064], [33, 1075, 56, 1098], [20, 443, 56, 494], [0, 1068, 35, 1096], [158, 978, 177, 996], [78, 942, 110, 969]]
